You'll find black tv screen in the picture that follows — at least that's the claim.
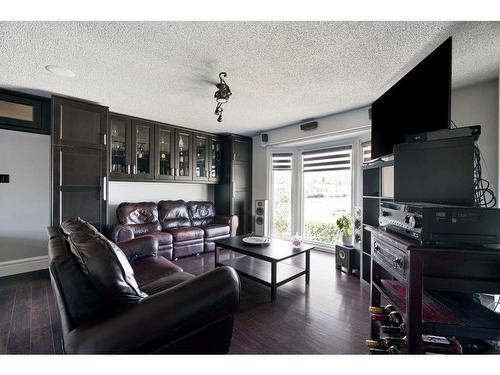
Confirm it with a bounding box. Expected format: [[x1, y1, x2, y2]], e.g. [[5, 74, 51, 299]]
[[370, 37, 452, 160]]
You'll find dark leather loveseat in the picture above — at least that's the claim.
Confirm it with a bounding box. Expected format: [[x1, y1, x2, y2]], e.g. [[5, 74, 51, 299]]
[[48, 217, 240, 354], [111, 200, 238, 260]]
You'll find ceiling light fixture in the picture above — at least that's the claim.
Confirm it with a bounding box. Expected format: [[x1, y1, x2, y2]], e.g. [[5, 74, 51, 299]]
[[214, 72, 232, 122], [45, 65, 76, 78]]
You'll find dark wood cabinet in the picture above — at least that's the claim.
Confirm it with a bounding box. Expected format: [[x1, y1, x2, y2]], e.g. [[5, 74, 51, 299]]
[[0, 88, 50, 135], [174, 129, 193, 181], [108, 113, 231, 186], [109, 115, 155, 180], [209, 135, 222, 182], [155, 124, 175, 180], [193, 132, 210, 182], [215, 134, 253, 235], [52, 96, 108, 231], [132, 120, 155, 179], [109, 114, 132, 179]]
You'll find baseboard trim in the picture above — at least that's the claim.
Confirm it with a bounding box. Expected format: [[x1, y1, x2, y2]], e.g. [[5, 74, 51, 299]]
[[0, 255, 49, 277]]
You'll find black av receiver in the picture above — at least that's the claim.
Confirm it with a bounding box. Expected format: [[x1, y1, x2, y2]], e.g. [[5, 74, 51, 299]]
[[379, 201, 500, 248]]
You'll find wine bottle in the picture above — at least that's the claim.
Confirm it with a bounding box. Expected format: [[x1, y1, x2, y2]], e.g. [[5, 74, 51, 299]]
[[368, 345, 401, 354], [422, 335, 463, 354], [369, 305, 397, 315], [365, 337, 406, 350], [381, 322, 406, 337]]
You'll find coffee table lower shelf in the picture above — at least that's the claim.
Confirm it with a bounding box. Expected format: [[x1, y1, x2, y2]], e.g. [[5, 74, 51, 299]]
[[216, 256, 306, 301]]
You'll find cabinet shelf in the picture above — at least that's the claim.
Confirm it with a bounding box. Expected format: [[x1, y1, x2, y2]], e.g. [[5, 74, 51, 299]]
[[374, 279, 500, 340]]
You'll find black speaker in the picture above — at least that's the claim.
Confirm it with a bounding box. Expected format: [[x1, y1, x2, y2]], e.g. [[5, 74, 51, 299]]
[[353, 206, 362, 249], [300, 121, 318, 131], [335, 244, 355, 275], [260, 133, 268, 145]]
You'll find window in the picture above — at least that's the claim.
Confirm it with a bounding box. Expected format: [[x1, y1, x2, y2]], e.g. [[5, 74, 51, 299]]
[[302, 145, 352, 245], [271, 153, 293, 237]]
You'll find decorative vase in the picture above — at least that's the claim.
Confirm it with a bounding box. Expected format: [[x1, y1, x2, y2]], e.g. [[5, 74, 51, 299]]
[[292, 232, 302, 248], [342, 235, 352, 246]]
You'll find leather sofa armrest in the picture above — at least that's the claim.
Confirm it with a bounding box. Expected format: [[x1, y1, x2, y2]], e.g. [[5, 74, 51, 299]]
[[214, 215, 239, 237], [63, 266, 240, 354], [111, 224, 135, 242], [117, 236, 158, 262]]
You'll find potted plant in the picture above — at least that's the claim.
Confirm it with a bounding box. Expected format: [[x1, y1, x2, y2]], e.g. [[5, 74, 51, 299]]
[[336, 214, 352, 246]]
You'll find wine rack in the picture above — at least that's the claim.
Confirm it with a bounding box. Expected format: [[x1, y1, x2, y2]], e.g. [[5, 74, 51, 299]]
[[367, 225, 500, 353]]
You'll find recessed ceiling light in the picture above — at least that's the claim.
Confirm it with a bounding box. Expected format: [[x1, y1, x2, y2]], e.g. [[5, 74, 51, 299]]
[[45, 65, 75, 78]]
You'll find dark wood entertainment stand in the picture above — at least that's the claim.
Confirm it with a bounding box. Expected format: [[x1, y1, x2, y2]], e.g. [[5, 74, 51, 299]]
[[367, 225, 500, 353]]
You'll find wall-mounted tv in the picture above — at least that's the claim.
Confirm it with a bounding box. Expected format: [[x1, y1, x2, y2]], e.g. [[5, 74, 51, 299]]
[[370, 37, 452, 160]]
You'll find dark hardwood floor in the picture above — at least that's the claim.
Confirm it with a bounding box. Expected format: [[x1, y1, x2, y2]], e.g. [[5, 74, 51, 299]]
[[0, 249, 371, 354]]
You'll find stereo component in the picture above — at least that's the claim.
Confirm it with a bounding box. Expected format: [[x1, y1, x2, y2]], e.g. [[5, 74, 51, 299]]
[[380, 201, 500, 248], [254, 199, 269, 237], [406, 125, 481, 143]]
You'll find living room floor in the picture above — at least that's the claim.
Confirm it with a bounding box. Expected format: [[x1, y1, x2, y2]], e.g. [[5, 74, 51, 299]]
[[0, 249, 370, 354]]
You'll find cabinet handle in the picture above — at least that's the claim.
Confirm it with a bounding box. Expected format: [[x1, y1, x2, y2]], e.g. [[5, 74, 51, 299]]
[[103, 177, 107, 201], [171, 167, 174, 176], [103, 134, 107, 145], [392, 257, 403, 269], [127, 165, 131, 174], [133, 165, 137, 174]]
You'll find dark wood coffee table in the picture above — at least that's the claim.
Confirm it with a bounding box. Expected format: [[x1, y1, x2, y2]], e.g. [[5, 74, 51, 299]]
[[214, 235, 314, 301]]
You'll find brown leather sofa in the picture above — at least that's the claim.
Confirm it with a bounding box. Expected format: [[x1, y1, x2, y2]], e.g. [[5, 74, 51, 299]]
[[48, 217, 240, 354], [111, 200, 238, 260]]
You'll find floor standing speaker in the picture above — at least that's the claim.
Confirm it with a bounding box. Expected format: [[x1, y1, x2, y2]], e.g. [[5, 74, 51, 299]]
[[254, 199, 269, 237], [353, 206, 362, 249]]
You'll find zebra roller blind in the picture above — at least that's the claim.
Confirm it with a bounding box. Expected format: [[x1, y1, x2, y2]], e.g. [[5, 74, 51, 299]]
[[272, 153, 293, 170], [302, 145, 352, 172]]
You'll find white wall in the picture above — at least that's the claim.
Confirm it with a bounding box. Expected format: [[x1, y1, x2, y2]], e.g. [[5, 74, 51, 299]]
[[0, 130, 50, 263], [108, 181, 213, 226], [451, 79, 499, 199]]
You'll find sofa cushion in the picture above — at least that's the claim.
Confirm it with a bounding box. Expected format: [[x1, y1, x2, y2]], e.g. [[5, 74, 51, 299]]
[[168, 227, 204, 242], [68, 230, 147, 304], [117, 202, 159, 225], [131, 256, 183, 288], [148, 231, 173, 245], [187, 201, 215, 227], [61, 217, 98, 236], [158, 200, 191, 230], [202, 224, 230, 238]]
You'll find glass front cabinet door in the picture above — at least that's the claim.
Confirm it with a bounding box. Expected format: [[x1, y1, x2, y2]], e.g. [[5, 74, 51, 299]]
[[155, 125, 175, 180], [175, 129, 192, 180], [109, 114, 132, 179], [132, 120, 155, 179], [193, 133, 209, 181], [209, 135, 222, 182]]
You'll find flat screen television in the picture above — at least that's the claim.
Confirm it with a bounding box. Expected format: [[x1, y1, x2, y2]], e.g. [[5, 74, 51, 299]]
[[370, 37, 452, 160]]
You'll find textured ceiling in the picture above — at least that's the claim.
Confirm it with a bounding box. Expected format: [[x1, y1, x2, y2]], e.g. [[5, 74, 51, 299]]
[[1, 21, 499, 135]]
